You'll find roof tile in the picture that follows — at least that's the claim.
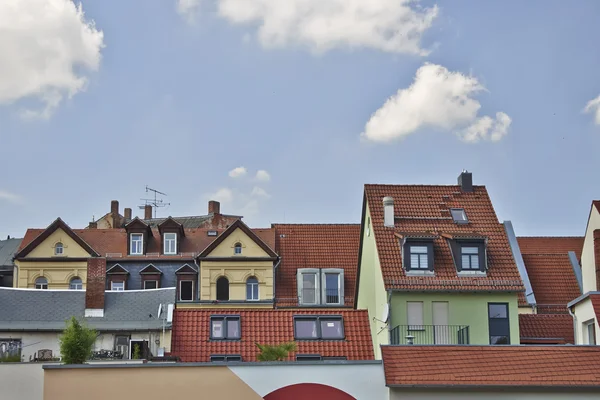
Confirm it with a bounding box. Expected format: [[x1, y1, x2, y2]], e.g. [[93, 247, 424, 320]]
[[519, 314, 574, 344]]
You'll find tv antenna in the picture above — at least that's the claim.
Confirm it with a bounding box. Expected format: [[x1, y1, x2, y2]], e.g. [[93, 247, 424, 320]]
[[139, 185, 170, 218]]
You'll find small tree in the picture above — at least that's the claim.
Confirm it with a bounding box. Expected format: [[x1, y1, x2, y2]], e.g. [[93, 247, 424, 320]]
[[132, 343, 141, 360], [59, 317, 97, 364], [256, 342, 297, 361]]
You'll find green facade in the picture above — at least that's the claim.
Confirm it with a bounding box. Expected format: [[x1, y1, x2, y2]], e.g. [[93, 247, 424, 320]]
[[389, 292, 520, 345]]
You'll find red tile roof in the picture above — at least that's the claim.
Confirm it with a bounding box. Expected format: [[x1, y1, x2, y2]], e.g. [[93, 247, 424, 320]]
[[519, 314, 574, 344], [364, 184, 524, 292], [18, 225, 276, 260], [382, 345, 600, 387], [273, 224, 360, 307], [593, 200, 600, 214], [517, 236, 584, 258], [170, 309, 374, 362], [590, 294, 600, 320]]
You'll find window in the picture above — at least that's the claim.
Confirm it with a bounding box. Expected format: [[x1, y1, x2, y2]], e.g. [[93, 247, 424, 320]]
[[488, 303, 510, 344], [163, 233, 177, 255], [296, 354, 322, 361], [35, 277, 48, 290], [216, 277, 229, 301], [407, 302, 424, 330], [179, 280, 193, 301], [210, 355, 242, 362], [111, 281, 125, 291], [298, 269, 345, 306], [586, 321, 596, 345], [461, 246, 480, 270], [130, 233, 143, 255], [294, 316, 344, 340], [210, 316, 241, 340], [246, 276, 259, 301], [324, 273, 340, 304], [410, 246, 428, 269], [301, 272, 318, 304], [450, 208, 468, 224], [234, 242, 242, 255], [54, 242, 63, 256], [403, 241, 433, 272], [144, 280, 157, 290], [69, 277, 82, 290]]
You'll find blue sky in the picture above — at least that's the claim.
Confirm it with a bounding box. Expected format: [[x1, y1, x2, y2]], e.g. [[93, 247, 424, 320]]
[[1, 0, 600, 239]]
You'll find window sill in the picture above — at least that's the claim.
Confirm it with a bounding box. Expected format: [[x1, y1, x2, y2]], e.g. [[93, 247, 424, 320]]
[[457, 270, 487, 276], [405, 270, 435, 277]]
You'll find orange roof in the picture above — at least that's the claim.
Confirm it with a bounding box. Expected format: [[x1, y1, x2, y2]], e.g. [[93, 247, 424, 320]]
[[364, 184, 524, 292], [519, 314, 574, 344], [273, 224, 360, 307], [19, 225, 276, 260], [517, 236, 584, 258], [382, 345, 600, 387], [170, 309, 374, 362]]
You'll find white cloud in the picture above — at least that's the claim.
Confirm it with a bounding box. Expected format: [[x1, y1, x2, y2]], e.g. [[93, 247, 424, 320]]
[[255, 170, 271, 182], [362, 63, 511, 143], [228, 166, 248, 178], [251, 186, 271, 198], [0, 190, 21, 204], [207, 187, 234, 203], [179, 0, 438, 55], [176, 0, 202, 23], [583, 95, 600, 125], [0, 0, 104, 118]]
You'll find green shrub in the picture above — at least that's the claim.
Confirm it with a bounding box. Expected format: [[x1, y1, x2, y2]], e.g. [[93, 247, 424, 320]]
[[256, 342, 297, 361], [0, 354, 21, 363], [59, 316, 97, 364], [132, 343, 141, 360]]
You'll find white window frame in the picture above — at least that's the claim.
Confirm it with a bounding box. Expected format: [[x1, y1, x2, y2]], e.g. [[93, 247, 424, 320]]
[[585, 320, 596, 345], [144, 280, 158, 290], [450, 208, 468, 224], [321, 269, 345, 305], [461, 246, 480, 270], [69, 278, 83, 290], [130, 233, 143, 255], [297, 269, 320, 305], [179, 280, 194, 302], [246, 277, 259, 301], [234, 242, 242, 255], [54, 242, 64, 256], [35, 278, 48, 290], [163, 233, 177, 255], [111, 281, 125, 291]]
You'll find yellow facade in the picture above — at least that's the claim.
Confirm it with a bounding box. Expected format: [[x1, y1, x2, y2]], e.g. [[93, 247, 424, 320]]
[[199, 227, 274, 302], [15, 228, 92, 289]]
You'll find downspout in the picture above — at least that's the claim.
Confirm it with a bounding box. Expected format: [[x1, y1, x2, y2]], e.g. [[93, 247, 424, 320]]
[[568, 305, 578, 345], [194, 258, 200, 301], [273, 258, 281, 308]]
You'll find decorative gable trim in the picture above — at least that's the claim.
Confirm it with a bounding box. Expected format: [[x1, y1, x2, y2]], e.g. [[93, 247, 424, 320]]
[[197, 219, 277, 258], [140, 264, 163, 275], [106, 264, 129, 275], [15, 218, 100, 259], [124, 217, 151, 233], [158, 217, 184, 236], [175, 264, 198, 275]]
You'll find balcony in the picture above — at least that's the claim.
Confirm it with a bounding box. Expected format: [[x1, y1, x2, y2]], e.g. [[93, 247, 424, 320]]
[[390, 325, 470, 345]]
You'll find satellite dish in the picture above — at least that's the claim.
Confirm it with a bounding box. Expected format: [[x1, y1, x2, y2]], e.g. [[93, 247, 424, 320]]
[[157, 304, 163, 320], [381, 304, 389, 323]]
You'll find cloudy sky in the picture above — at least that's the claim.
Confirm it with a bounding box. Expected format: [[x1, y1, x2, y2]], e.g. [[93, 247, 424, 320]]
[[1, 0, 599, 238]]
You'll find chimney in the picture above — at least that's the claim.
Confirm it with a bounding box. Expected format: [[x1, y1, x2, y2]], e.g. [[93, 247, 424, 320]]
[[144, 204, 153, 219], [88, 221, 98, 229], [85, 258, 107, 317], [383, 196, 394, 228], [208, 200, 221, 215], [458, 170, 473, 192], [124, 208, 132, 221], [110, 200, 120, 228]]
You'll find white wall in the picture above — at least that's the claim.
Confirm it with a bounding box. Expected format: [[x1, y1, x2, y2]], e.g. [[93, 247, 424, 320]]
[[231, 362, 387, 400], [572, 297, 599, 344], [0, 362, 46, 400], [391, 388, 600, 400], [581, 206, 600, 293]]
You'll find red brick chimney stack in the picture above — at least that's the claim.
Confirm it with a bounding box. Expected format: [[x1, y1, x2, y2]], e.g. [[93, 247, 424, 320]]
[[110, 200, 120, 228], [124, 208, 132, 221], [144, 205, 153, 219], [85, 258, 107, 317], [208, 200, 220, 215]]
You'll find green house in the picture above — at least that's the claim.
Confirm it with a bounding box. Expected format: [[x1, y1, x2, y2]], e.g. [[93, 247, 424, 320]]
[[356, 172, 524, 359]]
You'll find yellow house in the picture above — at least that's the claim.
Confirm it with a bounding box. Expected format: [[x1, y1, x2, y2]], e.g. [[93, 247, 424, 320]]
[[13, 218, 100, 289]]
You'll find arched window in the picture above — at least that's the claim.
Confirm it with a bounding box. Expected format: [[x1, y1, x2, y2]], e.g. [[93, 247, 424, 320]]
[[55, 242, 63, 256], [35, 277, 48, 290], [246, 276, 259, 301], [69, 277, 83, 290], [234, 242, 242, 255], [216, 277, 229, 301]]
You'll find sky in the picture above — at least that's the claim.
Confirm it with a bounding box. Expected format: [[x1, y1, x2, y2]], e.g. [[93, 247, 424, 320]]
[[1, 0, 600, 239]]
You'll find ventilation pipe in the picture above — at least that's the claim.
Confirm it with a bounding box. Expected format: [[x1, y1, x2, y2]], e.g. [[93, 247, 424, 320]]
[[383, 197, 394, 228]]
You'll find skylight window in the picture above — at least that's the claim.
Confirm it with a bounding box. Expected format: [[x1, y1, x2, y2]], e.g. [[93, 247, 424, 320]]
[[450, 208, 468, 224]]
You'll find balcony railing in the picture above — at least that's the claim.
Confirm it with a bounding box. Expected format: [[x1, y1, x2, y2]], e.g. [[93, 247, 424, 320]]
[[299, 288, 343, 305], [390, 325, 470, 345]]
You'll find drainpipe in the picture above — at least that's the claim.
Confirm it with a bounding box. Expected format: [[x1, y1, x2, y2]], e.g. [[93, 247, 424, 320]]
[[193, 258, 200, 300], [273, 258, 281, 308], [568, 306, 578, 345]]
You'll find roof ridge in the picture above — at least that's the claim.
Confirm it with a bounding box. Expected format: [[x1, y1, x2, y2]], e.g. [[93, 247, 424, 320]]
[[518, 236, 584, 239], [273, 223, 360, 226], [365, 183, 485, 188]]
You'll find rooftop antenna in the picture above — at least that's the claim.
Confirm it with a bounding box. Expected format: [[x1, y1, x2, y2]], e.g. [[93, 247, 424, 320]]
[[139, 185, 170, 218]]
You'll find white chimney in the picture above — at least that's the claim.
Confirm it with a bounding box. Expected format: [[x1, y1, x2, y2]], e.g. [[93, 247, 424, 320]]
[[383, 196, 394, 228]]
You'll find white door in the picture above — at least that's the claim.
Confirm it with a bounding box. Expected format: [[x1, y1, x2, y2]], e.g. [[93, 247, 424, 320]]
[[432, 302, 449, 344]]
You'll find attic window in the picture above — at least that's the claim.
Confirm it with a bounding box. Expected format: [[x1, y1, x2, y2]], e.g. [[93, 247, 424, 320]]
[[234, 242, 242, 255], [54, 242, 63, 256], [207, 230, 218, 236], [450, 208, 468, 224]]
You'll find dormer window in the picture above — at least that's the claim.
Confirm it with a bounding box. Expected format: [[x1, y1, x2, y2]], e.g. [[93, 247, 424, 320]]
[[450, 208, 468, 224], [54, 242, 63, 256], [403, 240, 434, 272], [130, 233, 143, 255], [297, 269, 344, 306], [448, 240, 487, 273], [234, 242, 242, 255], [461, 246, 480, 270], [164, 233, 177, 255]]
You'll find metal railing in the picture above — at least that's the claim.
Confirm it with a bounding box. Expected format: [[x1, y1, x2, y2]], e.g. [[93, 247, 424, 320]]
[[299, 288, 343, 305], [390, 325, 470, 345]]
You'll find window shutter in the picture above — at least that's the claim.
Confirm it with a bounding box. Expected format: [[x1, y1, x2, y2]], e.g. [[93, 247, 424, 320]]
[[407, 302, 424, 327], [297, 270, 303, 304]]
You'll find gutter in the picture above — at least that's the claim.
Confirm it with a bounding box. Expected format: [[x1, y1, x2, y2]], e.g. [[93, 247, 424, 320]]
[[503, 221, 536, 307]]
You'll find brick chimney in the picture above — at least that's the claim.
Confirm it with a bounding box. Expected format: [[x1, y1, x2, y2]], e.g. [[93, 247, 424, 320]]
[[595, 230, 600, 291], [144, 204, 153, 219], [111, 200, 120, 228], [85, 258, 107, 317], [458, 170, 473, 193], [88, 221, 98, 229], [124, 207, 132, 221], [208, 200, 220, 215]]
